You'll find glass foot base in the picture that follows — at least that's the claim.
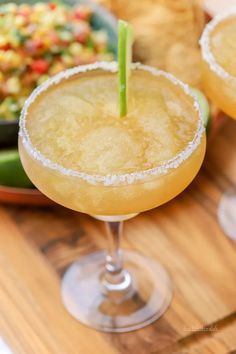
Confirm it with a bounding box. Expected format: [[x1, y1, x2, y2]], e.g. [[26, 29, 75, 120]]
[[218, 191, 236, 241], [61, 250, 172, 332]]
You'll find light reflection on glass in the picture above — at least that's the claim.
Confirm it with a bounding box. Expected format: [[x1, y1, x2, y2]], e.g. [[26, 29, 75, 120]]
[[0, 338, 14, 354]]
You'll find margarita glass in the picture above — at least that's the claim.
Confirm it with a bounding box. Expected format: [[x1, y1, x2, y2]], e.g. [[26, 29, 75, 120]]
[[200, 9, 236, 241], [19, 61, 206, 332]]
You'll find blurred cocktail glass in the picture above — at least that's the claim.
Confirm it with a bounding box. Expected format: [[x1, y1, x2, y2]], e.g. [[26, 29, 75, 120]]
[[19, 62, 206, 332], [200, 9, 236, 241]]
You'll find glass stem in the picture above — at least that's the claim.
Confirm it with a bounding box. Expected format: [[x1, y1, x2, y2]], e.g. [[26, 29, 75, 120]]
[[101, 221, 132, 295]]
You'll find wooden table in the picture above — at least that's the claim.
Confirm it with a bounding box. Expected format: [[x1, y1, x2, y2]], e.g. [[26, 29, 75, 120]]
[[0, 119, 236, 353]]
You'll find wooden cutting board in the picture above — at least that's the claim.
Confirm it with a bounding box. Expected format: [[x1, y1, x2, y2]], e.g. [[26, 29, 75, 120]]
[[0, 118, 236, 354], [0, 1, 236, 353]]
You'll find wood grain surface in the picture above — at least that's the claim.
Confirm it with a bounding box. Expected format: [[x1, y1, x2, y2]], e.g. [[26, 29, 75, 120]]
[[1, 1, 236, 353], [0, 119, 236, 353]]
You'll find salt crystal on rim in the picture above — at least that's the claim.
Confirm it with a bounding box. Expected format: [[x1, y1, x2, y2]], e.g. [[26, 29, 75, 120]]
[[200, 7, 236, 81], [19, 61, 205, 186]]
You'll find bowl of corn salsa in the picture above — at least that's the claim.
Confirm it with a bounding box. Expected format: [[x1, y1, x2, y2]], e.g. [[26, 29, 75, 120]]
[[0, 0, 117, 146]]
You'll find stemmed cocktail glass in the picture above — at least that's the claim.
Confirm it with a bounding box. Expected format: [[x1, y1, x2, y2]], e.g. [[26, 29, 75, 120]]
[[19, 61, 206, 332], [200, 9, 236, 241]]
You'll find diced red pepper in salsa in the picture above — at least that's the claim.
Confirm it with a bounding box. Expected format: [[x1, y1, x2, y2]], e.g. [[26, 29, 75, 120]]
[[31, 59, 49, 74]]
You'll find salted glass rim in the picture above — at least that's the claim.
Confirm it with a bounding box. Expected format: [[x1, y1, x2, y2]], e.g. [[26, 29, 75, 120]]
[[19, 61, 205, 186], [200, 7, 236, 82]]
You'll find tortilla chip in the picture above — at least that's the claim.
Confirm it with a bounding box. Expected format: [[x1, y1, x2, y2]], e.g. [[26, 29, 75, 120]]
[[95, 0, 206, 87]]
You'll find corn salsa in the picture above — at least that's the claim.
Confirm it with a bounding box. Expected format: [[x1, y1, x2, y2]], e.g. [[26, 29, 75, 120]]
[[0, 2, 114, 120]]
